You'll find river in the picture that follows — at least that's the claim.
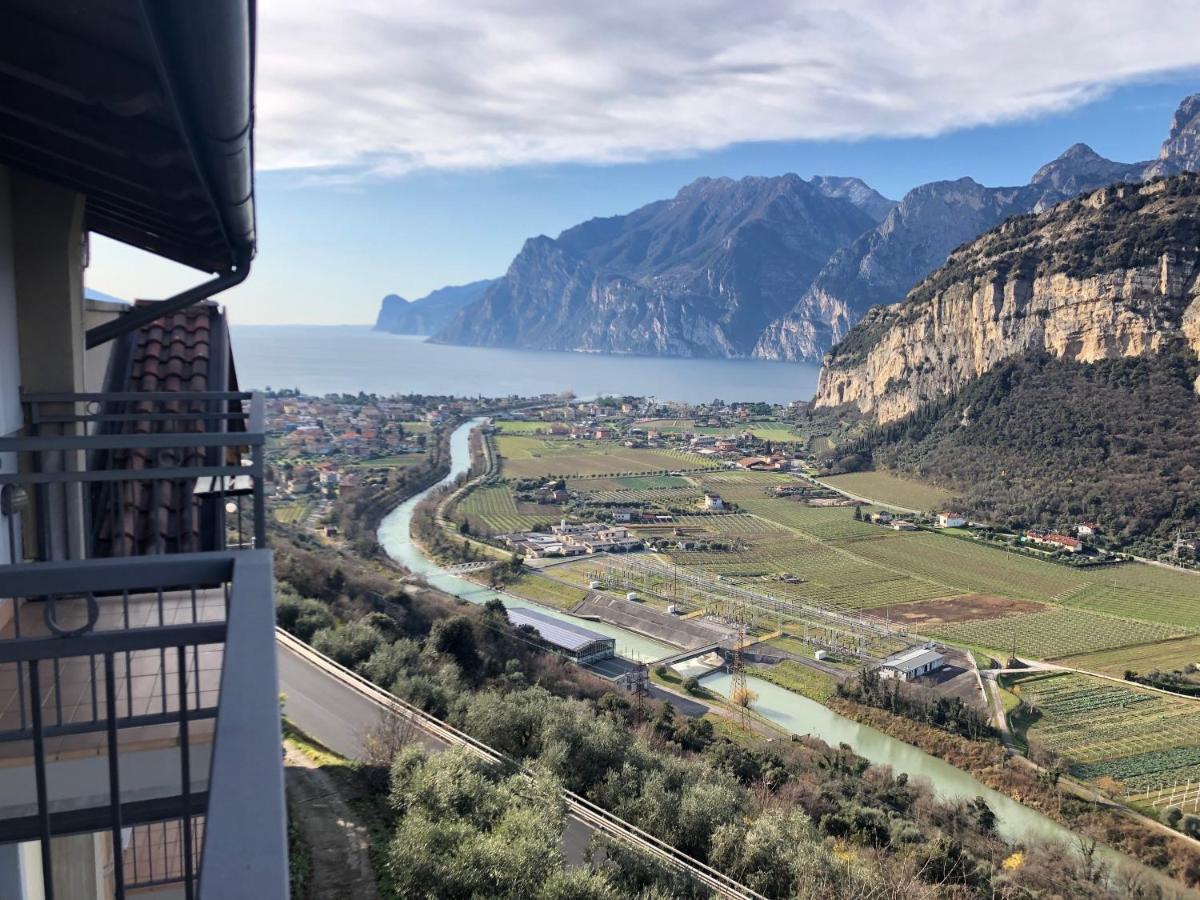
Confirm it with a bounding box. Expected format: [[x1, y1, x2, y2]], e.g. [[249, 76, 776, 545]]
[[377, 419, 1165, 871]]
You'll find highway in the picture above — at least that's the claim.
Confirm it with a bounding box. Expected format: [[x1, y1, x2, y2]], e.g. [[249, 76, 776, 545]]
[[276, 628, 764, 899]]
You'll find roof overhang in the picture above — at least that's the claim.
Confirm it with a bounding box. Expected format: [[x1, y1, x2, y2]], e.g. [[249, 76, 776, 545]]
[[0, 0, 256, 273]]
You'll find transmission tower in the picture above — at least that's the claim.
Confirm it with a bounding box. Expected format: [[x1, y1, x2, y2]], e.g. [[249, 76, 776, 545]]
[[730, 623, 749, 730]]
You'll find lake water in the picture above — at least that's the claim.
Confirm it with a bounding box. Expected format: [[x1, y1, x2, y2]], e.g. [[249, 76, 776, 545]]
[[230, 325, 819, 404]]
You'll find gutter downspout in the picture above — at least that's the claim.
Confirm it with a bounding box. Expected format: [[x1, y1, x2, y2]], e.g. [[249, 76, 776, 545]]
[[84, 261, 250, 349]]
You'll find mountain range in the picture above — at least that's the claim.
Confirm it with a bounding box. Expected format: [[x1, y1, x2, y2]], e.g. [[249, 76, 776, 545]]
[[372, 93, 1200, 365], [373, 279, 496, 335], [811, 173, 1200, 545]]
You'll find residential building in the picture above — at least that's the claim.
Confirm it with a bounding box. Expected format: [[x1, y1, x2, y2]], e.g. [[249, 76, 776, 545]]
[[0, 5, 285, 898], [936, 513, 967, 528], [1026, 531, 1084, 553], [703, 493, 724, 511]]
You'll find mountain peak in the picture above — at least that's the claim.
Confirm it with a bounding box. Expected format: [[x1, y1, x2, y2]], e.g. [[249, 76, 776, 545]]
[[1145, 92, 1200, 177], [809, 175, 897, 223]]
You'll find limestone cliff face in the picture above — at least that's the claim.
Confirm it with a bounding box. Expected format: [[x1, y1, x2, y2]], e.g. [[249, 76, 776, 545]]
[[815, 176, 1200, 422]]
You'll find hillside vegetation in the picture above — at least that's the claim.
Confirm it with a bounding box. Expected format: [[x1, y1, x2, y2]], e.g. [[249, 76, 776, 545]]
[[828, 343, 1200, 553]]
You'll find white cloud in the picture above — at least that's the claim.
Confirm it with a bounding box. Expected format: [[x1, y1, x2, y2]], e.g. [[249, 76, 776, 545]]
[[256, 0, 1200, 176]]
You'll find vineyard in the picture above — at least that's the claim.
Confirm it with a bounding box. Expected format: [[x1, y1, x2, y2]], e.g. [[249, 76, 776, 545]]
[[492, 419, 565, 434], [819, 470, 955, 511], [926, 607, 1187, 659], [495, 436, 719, 478], [458, 484, 545, 533], [1010, 673, 1200, 796]]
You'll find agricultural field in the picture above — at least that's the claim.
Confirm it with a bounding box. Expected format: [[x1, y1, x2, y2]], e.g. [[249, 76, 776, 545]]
[[342, 453, 425, 469], [503, 573, 589, 611], [1008, 672, 1200, 797], [926, 607, 1187, 659], [752, 660, 837, 702], [458, 484, 545, 533], [820, 471, 956, 512], [643, 468, 1200, 667], [1057, 636, 1200, 677], [271, 500, 312, 526], [495, 436, 718, 478], [492, 419, 565, 434], [633, 418, 694, 432]]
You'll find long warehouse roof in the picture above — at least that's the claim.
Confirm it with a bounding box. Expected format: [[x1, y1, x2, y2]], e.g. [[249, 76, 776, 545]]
[[508, 607, 614, 652]]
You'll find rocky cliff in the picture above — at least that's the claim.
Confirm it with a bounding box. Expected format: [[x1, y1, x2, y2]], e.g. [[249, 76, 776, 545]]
[[414, 93, 1200, 363], [432, 175, 877, 357], [754, 95, 1200, 363], [813, 175, 1200, 422], [373, 279, 496, 334]]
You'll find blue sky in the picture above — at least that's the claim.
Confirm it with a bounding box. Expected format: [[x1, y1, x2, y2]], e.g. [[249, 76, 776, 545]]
[[84, 2, 1200, 325]]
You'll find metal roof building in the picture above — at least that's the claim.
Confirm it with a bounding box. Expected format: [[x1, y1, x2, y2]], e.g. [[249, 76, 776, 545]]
[[876, 645, 945, 682], [508, 607, 616, 664]]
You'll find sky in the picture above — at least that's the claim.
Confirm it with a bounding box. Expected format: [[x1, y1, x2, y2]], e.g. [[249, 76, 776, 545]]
[[86, 1, 1200, 325]]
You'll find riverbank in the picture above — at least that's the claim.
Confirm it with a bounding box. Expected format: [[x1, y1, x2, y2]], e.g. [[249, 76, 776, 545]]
[[827, 696, 1200, 888], [372, 417, 1200, 892]]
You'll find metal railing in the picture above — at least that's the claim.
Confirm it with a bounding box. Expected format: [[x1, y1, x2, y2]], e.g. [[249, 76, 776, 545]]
[[0, 391, 266, 563], [0, 550, 286, 900]]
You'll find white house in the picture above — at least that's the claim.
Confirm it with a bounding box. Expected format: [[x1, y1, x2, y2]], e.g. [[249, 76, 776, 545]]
[[876, 646, 945, 682], [703, 493, 724, 510], [936, 512, 966, 528]]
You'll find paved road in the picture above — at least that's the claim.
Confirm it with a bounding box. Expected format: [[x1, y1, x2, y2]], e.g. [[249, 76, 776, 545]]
[[277, 637, 592, 864], [278, 639, 441, 758]]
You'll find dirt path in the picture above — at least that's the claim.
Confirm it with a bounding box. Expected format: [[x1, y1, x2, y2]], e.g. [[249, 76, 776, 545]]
[[285, 745, 381, 900]]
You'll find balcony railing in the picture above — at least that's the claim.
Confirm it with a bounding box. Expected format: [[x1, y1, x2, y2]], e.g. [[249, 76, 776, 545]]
[[0, 391, 266, 563], [0, 550, 286, 900]]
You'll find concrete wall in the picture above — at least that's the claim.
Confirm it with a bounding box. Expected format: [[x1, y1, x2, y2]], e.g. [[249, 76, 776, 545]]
[[84, 298, 129, 395]]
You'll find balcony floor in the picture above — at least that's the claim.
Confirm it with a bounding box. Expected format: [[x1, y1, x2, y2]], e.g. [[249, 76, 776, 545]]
[[0, 588, 224, 764]]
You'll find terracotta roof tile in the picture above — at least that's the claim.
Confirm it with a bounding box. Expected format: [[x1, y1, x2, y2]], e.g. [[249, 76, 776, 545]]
[[95, 300, 240, 558]]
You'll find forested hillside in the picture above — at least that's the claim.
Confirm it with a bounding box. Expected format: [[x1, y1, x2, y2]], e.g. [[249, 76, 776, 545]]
[[828, 343, 1200, 555]]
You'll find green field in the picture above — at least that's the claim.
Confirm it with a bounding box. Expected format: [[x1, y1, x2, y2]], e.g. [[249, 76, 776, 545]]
[[495, 436, 718, 478], [820, 471, 956, 511], [493, 419, 565, 434], [503, 574, 589, 611], [1010, 672, 1200, 797], [928, 607, 1186, 659], [1058, 636, 1200, 676], [398, 420, 432, 434], [752, 661, 837, 702], [271, 501, 311, 525], [343, 453, 425, 469], [687, 495, 1200, 652], [458, 484, 546, 533]]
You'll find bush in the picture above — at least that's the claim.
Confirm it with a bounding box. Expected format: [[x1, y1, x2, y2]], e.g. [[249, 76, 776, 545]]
[[276, 592, 335, 642], [311, 620, 382, 668]]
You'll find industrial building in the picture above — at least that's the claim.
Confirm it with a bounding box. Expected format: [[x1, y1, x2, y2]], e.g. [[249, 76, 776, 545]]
[[876, 645, 946, 682], [507, 607, 616, 664]]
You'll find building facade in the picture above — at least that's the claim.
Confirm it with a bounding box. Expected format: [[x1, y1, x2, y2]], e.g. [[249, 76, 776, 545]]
[[0, 4, 286, 898]]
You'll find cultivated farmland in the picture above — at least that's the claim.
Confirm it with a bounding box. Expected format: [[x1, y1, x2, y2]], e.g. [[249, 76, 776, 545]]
[[928, 607, 1187, 659], [820, 471, 956, 511], [1010, 672, 1200, 797], [495, 436, 718, 478], [458, 484, 545, 533]]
